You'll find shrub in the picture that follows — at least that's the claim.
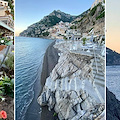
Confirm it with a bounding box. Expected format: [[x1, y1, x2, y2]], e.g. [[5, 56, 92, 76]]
[[96, 11, 105, 20], [42, 31, 49, 36], [90, 3, 102, 16], [82, 38, 86, 45], [63, 36, 67, 40], [4, 54, 14, 71], [0, 75, 14, 97], [70, 25, 77, 29], [90, 5, 98, 16], [0, 37, 10, 45]]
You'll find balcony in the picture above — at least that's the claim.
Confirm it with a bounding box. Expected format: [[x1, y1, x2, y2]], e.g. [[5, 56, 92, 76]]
[[0, 15, 14, 29]]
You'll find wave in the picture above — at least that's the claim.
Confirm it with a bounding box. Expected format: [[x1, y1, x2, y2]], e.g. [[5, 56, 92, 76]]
[[15, 37, 53, 120]]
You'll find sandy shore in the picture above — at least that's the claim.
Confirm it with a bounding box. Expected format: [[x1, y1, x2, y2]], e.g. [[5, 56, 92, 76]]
[[25, 41, 59, 120]]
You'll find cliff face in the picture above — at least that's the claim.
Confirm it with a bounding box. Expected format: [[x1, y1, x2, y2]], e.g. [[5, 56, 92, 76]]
[[38, 40, 105, 120], [107, 88, 120, 120], [106, 48, 120, 66], [72, 3, 105, 35]]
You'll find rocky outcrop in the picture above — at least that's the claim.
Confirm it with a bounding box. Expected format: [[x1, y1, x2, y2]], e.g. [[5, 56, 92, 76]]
[[107, 88, 120, 120], [38, 41, 105, 120], [72, 3, 105, 35], [106, 48, 120, 66]]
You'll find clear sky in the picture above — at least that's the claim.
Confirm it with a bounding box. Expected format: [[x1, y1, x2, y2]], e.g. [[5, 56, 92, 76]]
[[106, 0, 120, 53], [15, 0, 94, 36]]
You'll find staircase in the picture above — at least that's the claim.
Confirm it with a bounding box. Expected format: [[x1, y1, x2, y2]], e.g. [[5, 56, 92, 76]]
[[91, 50, 105, 103], [92, 56, 105, 87]]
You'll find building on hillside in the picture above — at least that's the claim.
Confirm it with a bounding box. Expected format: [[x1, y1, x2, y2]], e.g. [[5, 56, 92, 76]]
[[91, 0, 104, 9], [0, 0, 14, 29]]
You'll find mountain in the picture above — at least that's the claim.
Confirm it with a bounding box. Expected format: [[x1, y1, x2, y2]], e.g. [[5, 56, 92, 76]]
[[106, 48, 120, 66], [20, 10, 76, 37], [71, 3, 105, 35], [107, 88, 120, 120], [20, 3, 105, 38]]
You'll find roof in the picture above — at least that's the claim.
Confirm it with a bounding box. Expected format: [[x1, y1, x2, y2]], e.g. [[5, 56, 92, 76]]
[[0, 20, 14, 32]]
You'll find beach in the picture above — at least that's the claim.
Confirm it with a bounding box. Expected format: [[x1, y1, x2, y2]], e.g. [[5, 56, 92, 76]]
[[24, 41, 59, 120], [40, 41, 59, 120]]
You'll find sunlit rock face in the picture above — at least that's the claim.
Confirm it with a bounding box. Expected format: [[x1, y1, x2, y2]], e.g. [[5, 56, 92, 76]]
[[38, 41, 105, 120]]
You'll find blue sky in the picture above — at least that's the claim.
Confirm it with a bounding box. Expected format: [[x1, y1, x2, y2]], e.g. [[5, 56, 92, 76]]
[[15, 0, 94, 36]]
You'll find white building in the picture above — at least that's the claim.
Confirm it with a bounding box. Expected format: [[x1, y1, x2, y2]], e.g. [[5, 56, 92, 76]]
[[0, 0, 14, 29]]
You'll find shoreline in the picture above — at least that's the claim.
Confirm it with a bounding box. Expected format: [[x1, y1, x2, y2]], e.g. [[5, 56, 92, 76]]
[[18, 35, 60, 41], [24, 40, 59, 120], [40, 41, 60, 120]]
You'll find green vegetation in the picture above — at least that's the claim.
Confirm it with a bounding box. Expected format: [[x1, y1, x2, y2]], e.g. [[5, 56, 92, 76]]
[[82, 38, 87, 45], [73, 14, 87, 24], [63, 36, 67, 40], [40, 11, 75, 27], [42, 31, 49, 37], [78, 15, 86, 22], [73, 21, 78, 24], [53, 112, 57, 117], [89, 27, 94, 32], [90, 3, 102, 16], [96, 11, 105, 20], [70, 25, 77, 29], [0, 37, 11, 45], [90, 2, 105, 21], [0, 75, 14, 97], [90, 6, 98, 16], [4, 54, 14, 71]]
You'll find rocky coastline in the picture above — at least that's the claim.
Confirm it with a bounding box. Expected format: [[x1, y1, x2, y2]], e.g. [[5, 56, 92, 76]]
[[107, 88, 120, 120], [38, 39, 105, 120]]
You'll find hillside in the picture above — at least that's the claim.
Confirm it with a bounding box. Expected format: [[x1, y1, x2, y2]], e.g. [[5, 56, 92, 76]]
[[106, 48, 120, 66], [71, 3, 105, 35], [20, 10, 76, 37], [107, 88, 120, 120], [20, 3, 105, 38]]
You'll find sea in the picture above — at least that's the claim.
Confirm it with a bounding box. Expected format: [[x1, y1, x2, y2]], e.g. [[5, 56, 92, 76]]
[[15, 37, 53, 120], [106, 65, 120, 101]]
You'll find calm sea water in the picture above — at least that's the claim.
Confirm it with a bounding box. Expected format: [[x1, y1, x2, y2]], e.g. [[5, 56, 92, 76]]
[[107, 65, 120, 101], [15, 37, 53, 120]]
